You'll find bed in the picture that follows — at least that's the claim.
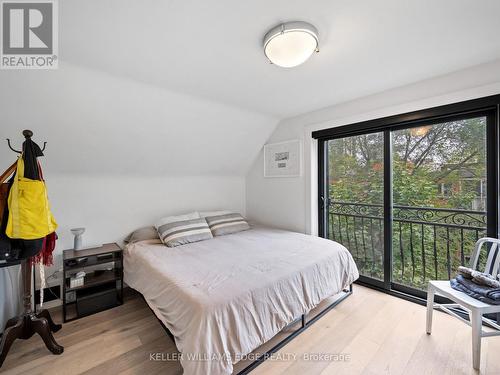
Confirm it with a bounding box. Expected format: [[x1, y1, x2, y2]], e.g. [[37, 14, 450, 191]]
[[124, 226, 359, 375]]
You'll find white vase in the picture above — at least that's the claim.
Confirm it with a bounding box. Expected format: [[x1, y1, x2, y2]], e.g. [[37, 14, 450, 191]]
[[71, 228, 85, 250]]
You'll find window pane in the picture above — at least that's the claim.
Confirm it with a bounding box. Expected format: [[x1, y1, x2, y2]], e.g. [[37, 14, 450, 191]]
[[327, 133, 384, 281]]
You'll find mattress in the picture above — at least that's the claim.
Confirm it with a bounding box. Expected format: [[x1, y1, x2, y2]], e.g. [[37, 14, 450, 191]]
[[124, 226, 359, 375]]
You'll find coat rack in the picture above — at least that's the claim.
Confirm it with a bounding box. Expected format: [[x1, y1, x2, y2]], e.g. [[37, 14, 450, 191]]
[[0, 130, 63, 368], [6, 130, 47, 153]]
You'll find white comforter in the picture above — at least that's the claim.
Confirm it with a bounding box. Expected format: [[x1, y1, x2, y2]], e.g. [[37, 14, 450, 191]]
[[124, 226, 359, 375]]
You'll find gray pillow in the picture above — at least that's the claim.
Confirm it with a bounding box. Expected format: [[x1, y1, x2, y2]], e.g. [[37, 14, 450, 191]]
[[124, 226, 159, 244], [205, 213, 250, 237], [157, 218, 213, 247]]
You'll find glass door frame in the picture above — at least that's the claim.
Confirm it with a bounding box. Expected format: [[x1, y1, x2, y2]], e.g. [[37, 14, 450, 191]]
[[316, 94, 500, 299]]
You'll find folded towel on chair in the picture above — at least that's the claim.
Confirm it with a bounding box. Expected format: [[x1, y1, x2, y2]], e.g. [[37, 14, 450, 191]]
[[450, 277, 500, 305], [473, 272, 500, 288], [454, 275, 500, 302], [457, 266, 474, 279], [456, 266, 500, 288]]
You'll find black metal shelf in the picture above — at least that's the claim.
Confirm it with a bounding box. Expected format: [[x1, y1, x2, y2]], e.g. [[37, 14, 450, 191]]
[[62, 243, 123, 323], [65, 269, 121, 292]]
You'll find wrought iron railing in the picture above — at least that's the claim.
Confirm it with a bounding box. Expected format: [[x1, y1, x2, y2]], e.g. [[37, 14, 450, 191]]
[[327, 200, 487, 290]]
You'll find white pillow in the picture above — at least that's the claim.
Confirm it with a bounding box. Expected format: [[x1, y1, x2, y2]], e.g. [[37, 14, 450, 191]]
[[199, 210, 231, 218], [155, 211, 200, 229]]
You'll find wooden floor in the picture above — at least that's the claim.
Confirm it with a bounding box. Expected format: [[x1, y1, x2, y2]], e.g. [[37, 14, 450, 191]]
[[2, 285, 500, 375]]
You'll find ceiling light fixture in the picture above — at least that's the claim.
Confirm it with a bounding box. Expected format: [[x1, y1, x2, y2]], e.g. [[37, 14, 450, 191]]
[[263, 21, 319, 68]]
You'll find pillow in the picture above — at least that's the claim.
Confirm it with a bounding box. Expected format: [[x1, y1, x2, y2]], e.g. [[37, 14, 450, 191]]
[[157, 217, 213, 247], [199, 210, 232, 218], [205, 213, 250, 236], [155, 211, 200, 228], [124, 226, 159, 244]]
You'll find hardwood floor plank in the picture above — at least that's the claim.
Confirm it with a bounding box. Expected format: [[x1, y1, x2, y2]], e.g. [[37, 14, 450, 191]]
[[1, 311, 154, 369], [81, 337, 179, 375], [253, 287, 384, 375], [1, 285, 498, 375]]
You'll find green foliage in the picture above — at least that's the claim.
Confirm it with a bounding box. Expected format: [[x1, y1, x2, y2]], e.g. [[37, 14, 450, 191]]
[[326, 118, 488, 290], [392, 161, 437, 206], [328, 118, 486, 209]]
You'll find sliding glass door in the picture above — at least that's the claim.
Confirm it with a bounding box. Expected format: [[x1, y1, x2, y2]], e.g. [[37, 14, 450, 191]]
[[317, 97, 499, 297], [391, 117, 488, 293]]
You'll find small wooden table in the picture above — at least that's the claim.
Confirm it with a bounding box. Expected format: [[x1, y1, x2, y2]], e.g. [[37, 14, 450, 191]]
[[62, 243, 123, 322]]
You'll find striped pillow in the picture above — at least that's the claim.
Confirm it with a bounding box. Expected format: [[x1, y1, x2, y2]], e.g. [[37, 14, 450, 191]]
[[205, 213, 250, 236], [157, 218, 213, 247]]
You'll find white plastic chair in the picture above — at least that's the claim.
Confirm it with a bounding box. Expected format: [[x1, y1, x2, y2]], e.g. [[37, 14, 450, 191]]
[[426, 237, 500, 370]]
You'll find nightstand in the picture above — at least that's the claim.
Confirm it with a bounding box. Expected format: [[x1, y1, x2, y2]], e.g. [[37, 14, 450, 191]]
[[62, 243, 123, 322]]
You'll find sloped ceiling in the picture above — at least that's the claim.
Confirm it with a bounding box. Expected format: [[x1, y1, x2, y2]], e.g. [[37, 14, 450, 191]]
[[0, 65, 277, 175], [2, 0, 500, 176], [60, 0, 500, 117]]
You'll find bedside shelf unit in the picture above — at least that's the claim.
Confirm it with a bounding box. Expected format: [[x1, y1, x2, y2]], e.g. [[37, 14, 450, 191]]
[[62, 243, 123, 322]]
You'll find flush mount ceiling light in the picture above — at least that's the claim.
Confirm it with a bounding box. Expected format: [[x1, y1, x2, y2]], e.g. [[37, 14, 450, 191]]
[[263, 21, 319, 68]]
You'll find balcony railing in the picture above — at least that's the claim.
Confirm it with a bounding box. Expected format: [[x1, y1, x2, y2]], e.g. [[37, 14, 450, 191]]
[[327, 200, 487, 290]]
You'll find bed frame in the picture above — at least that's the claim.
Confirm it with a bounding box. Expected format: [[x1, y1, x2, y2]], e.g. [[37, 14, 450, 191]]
[[145, 284, 353, 374]]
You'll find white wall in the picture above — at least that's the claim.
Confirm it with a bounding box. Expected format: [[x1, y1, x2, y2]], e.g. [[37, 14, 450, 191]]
[[246, 60, 500, 235], [0, 62, 277, 279], [46, 174, 245, 269]]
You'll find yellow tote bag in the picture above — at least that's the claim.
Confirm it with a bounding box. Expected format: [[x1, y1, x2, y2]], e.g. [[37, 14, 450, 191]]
[[6, 157, 57, 240]]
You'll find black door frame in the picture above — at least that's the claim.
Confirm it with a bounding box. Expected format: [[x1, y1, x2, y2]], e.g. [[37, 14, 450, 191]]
[[315, 94, 500, 299]]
